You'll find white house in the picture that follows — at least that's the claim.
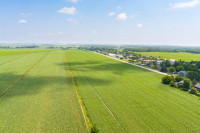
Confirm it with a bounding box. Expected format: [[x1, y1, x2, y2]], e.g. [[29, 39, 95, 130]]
[[169, 59, 176, 64], [109, 53, 116, 57]]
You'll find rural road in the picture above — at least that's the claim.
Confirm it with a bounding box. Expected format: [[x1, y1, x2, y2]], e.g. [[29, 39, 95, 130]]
[[94, 52, 169, 76]]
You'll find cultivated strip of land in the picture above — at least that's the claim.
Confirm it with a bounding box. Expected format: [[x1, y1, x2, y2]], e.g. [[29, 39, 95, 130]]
[[86, 78, 127, 132], [0, 54, 26, 66], [65, 53, 90, 132], [0, 51, 87, 132], [0, 52, 49, 97]]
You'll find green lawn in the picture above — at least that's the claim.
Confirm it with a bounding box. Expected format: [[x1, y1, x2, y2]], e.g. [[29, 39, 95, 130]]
[[135, 52, 200, 62], [0, 51, 87, 132], [66, 50, 200, 133]]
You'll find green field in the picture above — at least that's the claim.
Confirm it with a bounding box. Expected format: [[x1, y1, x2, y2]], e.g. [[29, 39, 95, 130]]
[[0, 48, 51, 56], [0, 50, 200, 133], [0, 51, 87, 132], [135, 52, 200, 61]]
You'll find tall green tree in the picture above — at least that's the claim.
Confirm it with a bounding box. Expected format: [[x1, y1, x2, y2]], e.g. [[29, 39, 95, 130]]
[[169, 67, 176, 73], [183, 79, 191, 91], [176, 65, 184, 72], [186, 71, 198, 80]]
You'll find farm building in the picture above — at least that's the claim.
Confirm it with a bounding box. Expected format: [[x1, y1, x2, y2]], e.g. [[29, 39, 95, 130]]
[[194, 84, 200, 92], [178, 71, 187, 77], [175, 81, 184, 86], [169, 59, 176, 64], [116, 54, 124, 59], [109, 53, 116, 57]]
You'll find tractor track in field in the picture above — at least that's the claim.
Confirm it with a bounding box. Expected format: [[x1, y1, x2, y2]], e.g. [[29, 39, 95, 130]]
[[0, 52, 49, 97], [64, 53, 90, 132], [85, 78, 127, 132], [65, 52, 127, 132], [0, 54, 26, 66]]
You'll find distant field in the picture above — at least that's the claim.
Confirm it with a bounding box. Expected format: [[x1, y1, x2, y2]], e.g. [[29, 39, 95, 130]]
[[135, 52, 200, 61], [66, 50, 200, 132], [0, 48, 51, 56]]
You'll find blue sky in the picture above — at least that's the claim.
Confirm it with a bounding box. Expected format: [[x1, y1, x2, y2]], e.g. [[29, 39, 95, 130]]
[[0, 0, 200, 45]]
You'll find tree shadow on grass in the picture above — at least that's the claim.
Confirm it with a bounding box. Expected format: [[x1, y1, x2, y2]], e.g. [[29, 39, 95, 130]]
[[0, 72, 112, 99], [57, 60, 152, 75]]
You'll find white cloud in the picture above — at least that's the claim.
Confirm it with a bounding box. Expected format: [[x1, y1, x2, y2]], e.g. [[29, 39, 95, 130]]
[[108, 12, 115, 16], [170, 0, 200, 9], [57, 7, 76, 14], [69, 0, 78, 3], [20, 13, 32, 17], [137, 24, 143, 28], [116, 13, 127, 20], [18, 19, 27, 24], [67, 18, 78, 23]]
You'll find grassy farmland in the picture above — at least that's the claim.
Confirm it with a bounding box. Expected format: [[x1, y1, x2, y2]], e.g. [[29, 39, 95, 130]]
[[135, 52, 200, 62], [66, 50, 200, 132], [0, 49, 200, 133], [0, 48, 51, 56], [0, 51, 87, 132]]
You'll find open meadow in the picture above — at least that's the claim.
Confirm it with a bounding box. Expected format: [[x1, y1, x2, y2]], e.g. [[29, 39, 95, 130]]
[[135, 52, 200, 62], [0, 49, 200, 133]]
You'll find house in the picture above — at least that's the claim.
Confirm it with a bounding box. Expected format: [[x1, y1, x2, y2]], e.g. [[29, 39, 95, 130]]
[[156, 61, 163, 66], [175, 81, 184, 86], [149, 62, 154, 67], [146, 56, 150, 59], [109, 53, 116, 57], [128, 54, 133, 58], [155, 57, 160, 60], [178, 71, 187, 77], [194, 84, 200, 92], [163, 59, 167, 62], [169, 59, 176, 64], [116, 54, 124, 59]]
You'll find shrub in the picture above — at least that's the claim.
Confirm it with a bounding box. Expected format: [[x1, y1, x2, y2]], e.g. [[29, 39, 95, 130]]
[[176, 65, 184, 72], [192, 79, 197, 85], [175, 76, 184, 82], [190, 88, 198, 95], [183, 79, 191, 91], [169, 67, 176, 73], [170, 81, 177, 88], [186, 71, 198, 81], [90, 125, 99, 133], [162, 76, 174, 85]]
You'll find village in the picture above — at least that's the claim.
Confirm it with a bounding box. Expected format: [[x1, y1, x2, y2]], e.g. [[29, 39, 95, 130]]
[[96, 50, 200, 94]]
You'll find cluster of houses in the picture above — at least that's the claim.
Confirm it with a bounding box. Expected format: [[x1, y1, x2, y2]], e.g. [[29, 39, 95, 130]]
[[140, 58, 176, 67], [175, 80, 200, 92], [97, 51, 125, 59], [96, 50, 200, 92]]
